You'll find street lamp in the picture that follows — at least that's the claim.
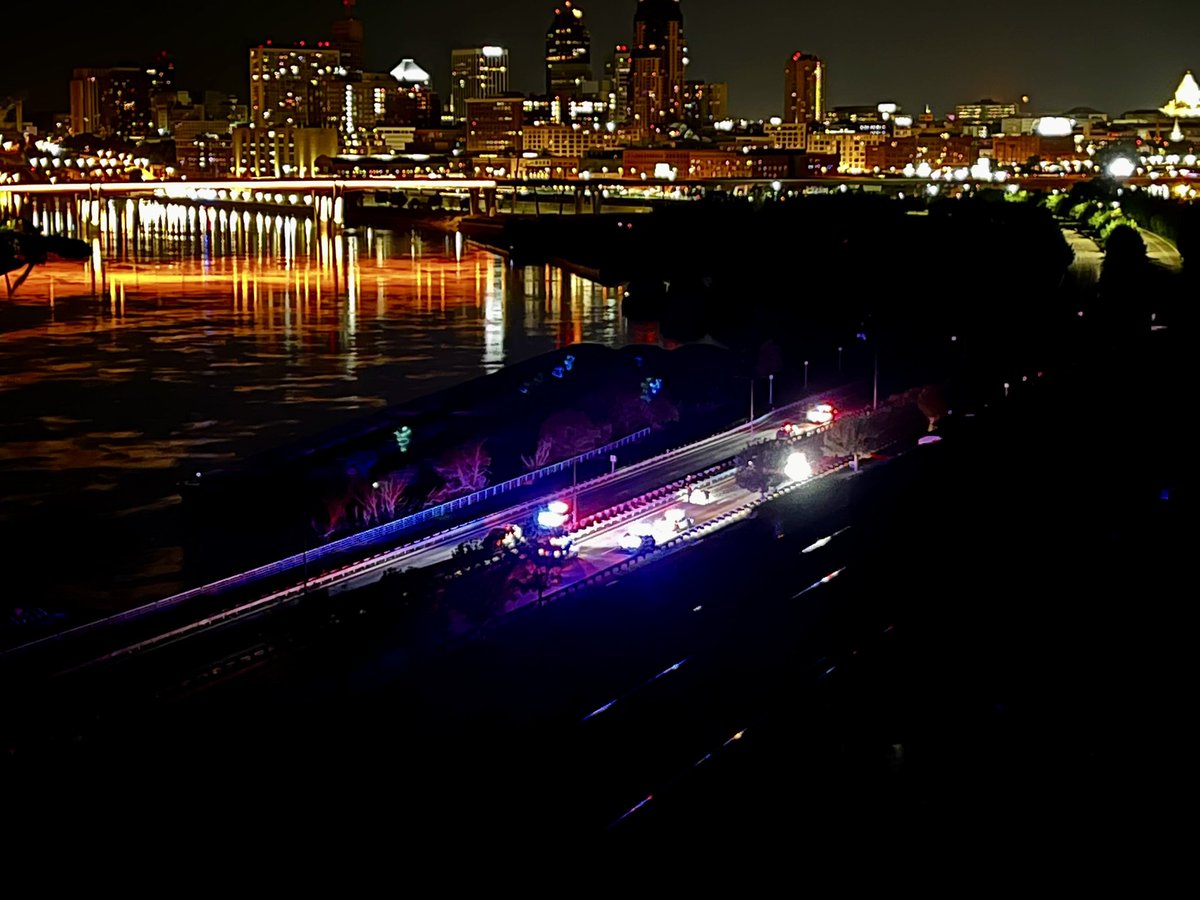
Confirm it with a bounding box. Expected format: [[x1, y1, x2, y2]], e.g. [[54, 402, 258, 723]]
[[837, 346, 843, 373], [768, 373, 775, 408], [873, 349, 879, 411], [804, 360, 809, 390]]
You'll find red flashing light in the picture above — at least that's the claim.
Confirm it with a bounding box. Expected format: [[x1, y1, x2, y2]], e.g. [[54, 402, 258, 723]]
[[792, 51, 802, 61]]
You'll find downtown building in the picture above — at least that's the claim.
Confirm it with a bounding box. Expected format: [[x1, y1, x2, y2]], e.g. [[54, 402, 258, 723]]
[[449, 47, 511, 122], [232, 124, 337, 178], [785, 51, 826, 126], [629, 0, 688, 140], [388, 59, 441, 127], [465, 95, 525, 153], [69, 67, 155, 139], [545, 2, 592, 119], [604, 44, 633, 124]]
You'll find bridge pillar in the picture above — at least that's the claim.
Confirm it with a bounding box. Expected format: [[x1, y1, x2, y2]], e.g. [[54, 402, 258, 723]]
[[591, 190, 603, 215], [467, 188, 481, 216], [484, 188, 498, 217], [573, 187, 584, 215]]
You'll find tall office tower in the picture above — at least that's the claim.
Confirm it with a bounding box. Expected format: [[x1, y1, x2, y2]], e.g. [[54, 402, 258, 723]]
[[69, 67, 154, 138], [545, 1, 592, 114], [785, 51, 826, 125], [389, 59, 440, 126], [249, 45, 345, 129], [630, 0, 687, 138], [332, 0, 366, 70], [449, 47, 510, 122], [148, 50, 175, 100], [605, 44, 632, 123]]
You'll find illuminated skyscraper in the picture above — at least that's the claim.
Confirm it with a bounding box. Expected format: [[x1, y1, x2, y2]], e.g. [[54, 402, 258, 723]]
[[69, 67, 154, 138], [605, 44, 632, 124], [388, 59, 440, 127], [449, 47, 511, 122], [546, 2, 592, 107], [249, 45, 345, 129], [630, 0, 687, 138], [785, 52, 825, 125]]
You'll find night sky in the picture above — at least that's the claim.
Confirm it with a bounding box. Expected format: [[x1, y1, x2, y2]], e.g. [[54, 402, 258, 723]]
[[4, 0, 1198, 119]]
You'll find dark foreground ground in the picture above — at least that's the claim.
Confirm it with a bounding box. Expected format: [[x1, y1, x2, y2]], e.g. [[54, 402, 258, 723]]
[[4, 328, 1187, 871]]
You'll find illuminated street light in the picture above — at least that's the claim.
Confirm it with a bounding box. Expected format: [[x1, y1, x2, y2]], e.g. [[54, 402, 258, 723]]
[[1107, 158, 1136, 179]]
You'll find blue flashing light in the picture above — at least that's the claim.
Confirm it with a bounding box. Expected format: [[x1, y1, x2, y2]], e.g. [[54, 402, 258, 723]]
[[563, 354, 575, 371], [552, 366, 565, 379]]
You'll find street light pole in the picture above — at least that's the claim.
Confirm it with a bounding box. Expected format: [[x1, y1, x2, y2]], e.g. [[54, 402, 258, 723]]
[[749, 378, 755, 431], [873, 349, 879, 411], [804, 360, 809, 390], [838, 346, 844, 373], [768, 373, 774, 408]]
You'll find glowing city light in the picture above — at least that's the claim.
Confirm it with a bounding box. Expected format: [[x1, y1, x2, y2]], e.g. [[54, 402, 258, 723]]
[[1107, 157, 1137, 178]]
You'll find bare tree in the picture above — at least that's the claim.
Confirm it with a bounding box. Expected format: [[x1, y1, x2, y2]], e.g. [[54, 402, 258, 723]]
[[823, 417, 873, 472], [430, 441, 491, 502], [521, 436, 554, 471], [376, 471, 412, 519], [349, 480, 384, 526], [318, 492, 349, 538], [539, 410, 604, 459]]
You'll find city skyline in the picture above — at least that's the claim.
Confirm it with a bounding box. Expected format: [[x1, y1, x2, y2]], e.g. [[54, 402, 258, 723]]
[[3, 0, 1198, 121]]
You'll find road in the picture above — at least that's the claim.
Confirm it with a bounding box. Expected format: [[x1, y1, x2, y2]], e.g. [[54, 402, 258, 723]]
[[1064, 226, 1183, 285], [1140, 228, 1183, 272], [3, 385, 860, 677], [1064, 228, 1103, 284]]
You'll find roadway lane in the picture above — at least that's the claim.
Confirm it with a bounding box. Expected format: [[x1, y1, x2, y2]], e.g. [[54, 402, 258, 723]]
[[1064, 228, 1103, 284], [1140, 228, 1182, 272]]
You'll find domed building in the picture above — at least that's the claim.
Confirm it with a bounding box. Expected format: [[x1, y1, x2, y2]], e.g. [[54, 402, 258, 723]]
[[1160, 71, 1200, 118]]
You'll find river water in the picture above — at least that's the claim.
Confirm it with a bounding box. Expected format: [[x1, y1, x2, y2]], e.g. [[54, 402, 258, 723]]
[[0, 199, 634, 618]]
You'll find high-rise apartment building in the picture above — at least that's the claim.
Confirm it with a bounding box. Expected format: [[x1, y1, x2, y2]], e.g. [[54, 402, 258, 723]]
[[69, 67, 154, 138], [449, 47, 510, 122], [249, 45, 345, 130], [785, 52, 825, 125], [629, 0, 687, 138], [545, 2, 592, 113]]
